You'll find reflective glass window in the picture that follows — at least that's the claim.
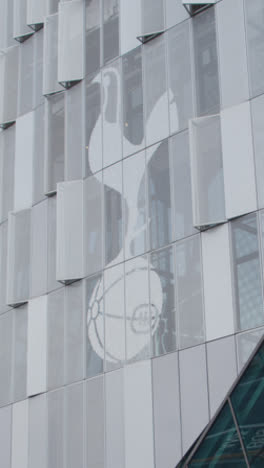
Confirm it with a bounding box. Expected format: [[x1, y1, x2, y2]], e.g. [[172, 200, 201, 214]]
[[245, 0, 264, 98], [85, 74, 103, 176], [85, 274, 104, 378], [85, 0, 101, 77], [103, 0, 119, 65]]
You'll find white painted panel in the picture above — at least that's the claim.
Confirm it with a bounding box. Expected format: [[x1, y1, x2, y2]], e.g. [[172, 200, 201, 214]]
[[12, 400, 28, 468], [202, 223, 234, 341], [14, 111, 34, 211], [27, 295, 47, 396], [56, 180, 84, 282], [58, 0, 84, 84], [120, 0, 141, 55], [217, 0, 249, 108], [124, 360, 154, 468], [221, 102, 257, 219]]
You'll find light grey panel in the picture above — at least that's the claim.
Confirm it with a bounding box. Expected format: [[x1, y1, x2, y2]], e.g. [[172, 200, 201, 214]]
[[120, 0, 141, 55], [245, 0, 264, 98], [150, 246, 176, 356], [105, 369, 125, 468], [47, 288, 65, 390], [32, 105, 45, 205], [85, 0, 101, 77], [0, 46, 19, 126], [1, 126, 15, 222], [123, 150, 147, 260], [65, 382, 84, 468], [12, 400, 28, 468], [147, 139, 172, 250], [27, 0, 46, 27], [65, 81, 84, 181], [168, 21, 193, 134], [47, 196, 60, 293], [86, 376, 105, 468], [43, 13, 63, 95], [179, 344, 209, 452], [104, 263, 125, 371], [13, 0, 32, 40], [103, 0, 119, 65], [207, 336, 237, 416], [171, 131, 196, 241], [85, 74, 103, 177], [0, 222, 9, 314], [30, 201, 48, 298], [231, 213, 264, 331], [85, 274, 104, 378], [141, 0, 164, 36], [28, 394, 47, 468], [84, 173, 103, 277], [47, 0, 59, 15], [33, 28, 44, 108], [65, 281, 84, 384], [144, 34, 169, 147], [0, 405, 12, 468], [102, 58, 122, 167], [176, 235, 204, 349], [44, 92, 65, 194], [165, 0, 188, 29], [104, 162, 123, 266], [122, 47, 145, 157], [14, 111, 34, 211], [0, 0, 14, 50], [0, 312, 12, 406], [47, 389, 64, 468], [152, 352, 182, 467], [236, 327, 264, 372], [192, 7, 220, 117], [27, 296, 47, 396], [17, 37, 34, 117], [13, 305, 27, 402], [251, 95, 264, 209], [125, 256, 150, 363]]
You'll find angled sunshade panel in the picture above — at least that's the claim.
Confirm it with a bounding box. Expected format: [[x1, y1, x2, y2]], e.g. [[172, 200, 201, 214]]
[[27, 0, 46, 30], [58, 0, 85, 87], [182, 0, 216, 16], [137, 0, 165, 44], [0, 46, 19, 128], [13, 0, 34, 42]]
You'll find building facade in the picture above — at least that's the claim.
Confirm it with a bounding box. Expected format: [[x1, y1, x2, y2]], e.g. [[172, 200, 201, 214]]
[[0, 0, 264, 467]]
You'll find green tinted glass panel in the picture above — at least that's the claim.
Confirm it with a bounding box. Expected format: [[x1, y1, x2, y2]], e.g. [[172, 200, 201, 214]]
[[231, 342, 264, 467], [188, 402, 247, 467]]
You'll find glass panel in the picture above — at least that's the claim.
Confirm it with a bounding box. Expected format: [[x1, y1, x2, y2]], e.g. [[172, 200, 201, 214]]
[[13, 305, 28, 401], [143, 34, 169, 146], [47, 288, 65, 390], [65, 81, 84, 181], [28, 394, 47, 468], [84, 173, 103, 276], [85, 274, 104, 378], [85, 74, 103, 177], [17, 38, 34, 117], [176, 235, 204, 349], [44, 92, 65, 194], [47, 196, 60, 293], [58, 0, 84, 84], [86, 376, 105, 468], [231, 213, 264, 331], [190, 114, 225, 227], [236, 328, 264, 372], [141, 0, 164, 36], [65, 281, 84, 384], [0, 406, 12, 468], [120, 0, 141, 56], [245, 0, 264, 98], [103, 162, 123, 266], [105, 369, 125, 468], [104, 263, 125, 371], [12, 400, 28, 468], [147, 139, 172, 250], [150, 246, 176, 356], [85, 0, 101, 77], [171, 130, 196, 241], [123, 150, 147, 259], [251, 95, 264, 209], [231, 341, 264, 466], [103, 0, 119, 64], [125, 256, 151, 363], [0, 313, 12, 406], [168, 21, 193, 134], [43, 14, 63, 95], [102, 58, 122, 167], [65, 383, 84, 468], [33, 28, 44, 108], [122, 46, 145, 157], [0, 126, 15, 222], [0, 46, 19, 126], [189, 402, 247, 467], [32, 105, 45, 204], [30, 200, 48, 298], [0, 222, 8, 314], [0, 0, 14, 50], [47, 389, 64, 468], [192, 7, 220, 117]]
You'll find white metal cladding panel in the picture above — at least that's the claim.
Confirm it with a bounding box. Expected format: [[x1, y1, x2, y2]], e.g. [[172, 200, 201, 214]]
[[105, 369, 125, 468], [28, 394, 47, 468], [27, 0, 46, 26], [11, 400, 28, 468], [141, 0, 164, 36], [27, 295, 47, 397], [56, 180, 84, 282], [0, 46, 19, 126], [120, 0, 141, 55], [216, 0, 249, 109], [0, 405, 12, 468], [202, 223, 235, 341], [14, 111, 34, 211], [30, 200, 48, 298], [221, 101, 257, 220], [43, 13, 63, 95], [13, 0, 33, 40], [58, 0, 84, 84]]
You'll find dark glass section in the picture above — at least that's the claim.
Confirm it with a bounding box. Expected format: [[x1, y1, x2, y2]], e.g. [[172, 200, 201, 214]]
[[85, 0, 101, 76], [245, 0, 264, 98], [231, 344, 264, 466], [103, 0, 119, 65], [192, 7, 220, 117], [189, 403, 246, 467]]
